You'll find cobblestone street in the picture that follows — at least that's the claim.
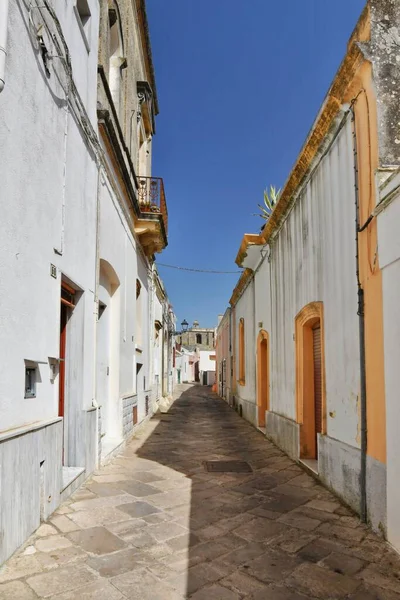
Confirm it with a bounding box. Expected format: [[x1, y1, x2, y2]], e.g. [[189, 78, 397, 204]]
[[1, 385, 400, 599]]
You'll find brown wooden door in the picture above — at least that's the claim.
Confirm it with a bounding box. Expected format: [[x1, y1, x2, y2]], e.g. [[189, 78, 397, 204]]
[[313, 325, 322, 455], [59, 303, 68, 418]]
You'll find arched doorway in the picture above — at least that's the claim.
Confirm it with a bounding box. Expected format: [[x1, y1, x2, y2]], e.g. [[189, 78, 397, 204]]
[[96, 259, 121, 444], [257, 330, 269, 427], [295, 302, 326, 462]]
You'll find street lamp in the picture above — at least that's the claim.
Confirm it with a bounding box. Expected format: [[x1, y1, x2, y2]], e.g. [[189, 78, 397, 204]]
[[180, 319, 189, 346]]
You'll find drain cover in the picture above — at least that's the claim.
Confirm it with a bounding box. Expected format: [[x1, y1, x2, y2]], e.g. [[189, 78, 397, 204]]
[[204, 460, 252, 473]]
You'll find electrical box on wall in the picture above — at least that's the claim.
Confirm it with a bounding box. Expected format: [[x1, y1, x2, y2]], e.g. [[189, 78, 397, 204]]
[[50, 264, 57, 278]]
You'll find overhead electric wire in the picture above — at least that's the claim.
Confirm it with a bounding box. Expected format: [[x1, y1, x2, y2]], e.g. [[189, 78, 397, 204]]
[[156, 263, 241, 274]]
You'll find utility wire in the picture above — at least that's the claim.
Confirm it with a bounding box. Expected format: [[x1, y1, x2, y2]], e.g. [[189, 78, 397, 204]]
[[157, 263, 241, 274]]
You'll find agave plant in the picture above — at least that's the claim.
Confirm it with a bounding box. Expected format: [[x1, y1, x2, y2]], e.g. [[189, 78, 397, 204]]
[[253, 185, 281, 221]]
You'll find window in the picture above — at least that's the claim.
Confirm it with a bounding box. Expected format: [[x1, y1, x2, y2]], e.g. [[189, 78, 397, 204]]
[[75, 0, 91, 52], [25, 367, 37, 398], [196, 334, 202, 345], [239, 318, 245, 385]]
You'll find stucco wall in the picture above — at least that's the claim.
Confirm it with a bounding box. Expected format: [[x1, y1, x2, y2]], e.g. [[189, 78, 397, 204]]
[[234, 279, 256, 408], [0, 0, 99, 434], [269, 117, 360, 448], [378, 172, 400, 551]]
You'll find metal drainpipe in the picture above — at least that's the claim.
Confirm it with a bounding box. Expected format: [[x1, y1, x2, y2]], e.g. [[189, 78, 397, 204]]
[[0, 0, 10, 92], [350, 104, 368, 524]]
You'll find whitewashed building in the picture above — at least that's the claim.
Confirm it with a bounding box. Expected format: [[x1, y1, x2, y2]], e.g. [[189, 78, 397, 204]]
[[217, 0, 400, 544], [0, 0, 173, 564]]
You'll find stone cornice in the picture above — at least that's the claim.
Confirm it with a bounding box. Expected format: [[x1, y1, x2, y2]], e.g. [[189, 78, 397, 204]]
[[235, 234, 264, 268], [229, 269, 254, 307]]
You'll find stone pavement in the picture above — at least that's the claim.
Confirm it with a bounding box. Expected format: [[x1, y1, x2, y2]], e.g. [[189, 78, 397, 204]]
[[2, 385, 400, 599]]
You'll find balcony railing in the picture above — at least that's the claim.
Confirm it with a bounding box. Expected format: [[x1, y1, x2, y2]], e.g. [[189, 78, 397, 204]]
[[137, 177, 168, 236]]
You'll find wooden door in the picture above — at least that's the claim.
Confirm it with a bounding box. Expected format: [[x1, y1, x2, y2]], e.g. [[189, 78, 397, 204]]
[[313, 325, 322, 456], [59, 303, 68, 417]]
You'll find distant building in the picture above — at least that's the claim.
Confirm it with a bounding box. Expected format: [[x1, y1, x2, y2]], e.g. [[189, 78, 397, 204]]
[[176, 321, 215, 351]]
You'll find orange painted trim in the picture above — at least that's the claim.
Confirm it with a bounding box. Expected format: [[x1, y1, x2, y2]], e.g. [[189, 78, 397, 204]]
[[235, 233, 264, 268], [257, 330, 270, 427], [349, 62, 386, 465], [229, 269, 253, 307], [295, 302, 326, 459]]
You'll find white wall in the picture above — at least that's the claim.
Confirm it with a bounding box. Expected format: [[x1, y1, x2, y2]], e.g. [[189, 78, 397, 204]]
[[267, 117, 360, 448], [378, 172, 400, 553], [234, 279, 256, 406], [0, 0, 99, 433], [199, 351, 216, 373]]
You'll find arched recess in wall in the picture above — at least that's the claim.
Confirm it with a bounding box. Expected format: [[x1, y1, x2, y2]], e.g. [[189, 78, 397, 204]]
[[295, 302, 326, 461], [97, 259, 121, 442], [108, 2, 125, 122], [257, 330, 269, 428], [239, 318, 245, 385]]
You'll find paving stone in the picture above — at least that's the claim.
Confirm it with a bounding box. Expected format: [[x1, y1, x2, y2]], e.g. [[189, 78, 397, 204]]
[[191, 540, 234, 562], [38, 545, 88, 567], [35, 535, 73, 553], [278, 510, 321, 531], [166, 532, 200, 552], [234, 516, 288, 542], [117, 480, 163, 497], [110, 567, 163, 596], [306, 498, 341, 513], [87, 548, 149, 577], [0, 580, 37, 599], [294, 505, 340, 523], [251, 585, 312, 600], [350, 584, 400, 599], [273, 529, 316, 553], [219, 542, 268, 567], [67, 506, 132, 528], [50, 514, 81, 533], [68, 526, 127, 554], [358, 565, 400, 594], [4, 386, 400, 600], [70, 489, 97, 502], [148, 521, 188, 542], [86, 482, 126, 496], [27, 565, 98, 598], [243, 548, 302, 583], [273, 483, 319, 500], [117, 501, 161, 518], [322, 551, 365, 575], [256, 493, 308, 513], [249, 506, 282, 520], [190, 584, 241, 599], [286, 563, 362, 598], [48, 580, 125, 600], [35, 524, 58, 537], [318, 522, 366, 543], [149, 489, 191, 509], [107, 518, 147, 536], [92, 474, 132, 484], [220, 570, 268, 596], [69, 494, 133, 512]]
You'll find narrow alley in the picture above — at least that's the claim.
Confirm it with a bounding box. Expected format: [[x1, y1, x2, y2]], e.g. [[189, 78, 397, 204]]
[[1, 385, 400, 600]]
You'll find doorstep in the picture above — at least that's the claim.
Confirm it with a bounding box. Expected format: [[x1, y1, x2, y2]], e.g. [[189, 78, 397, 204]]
[[300, 458, 319, 475], [60, 466, 86, 502]]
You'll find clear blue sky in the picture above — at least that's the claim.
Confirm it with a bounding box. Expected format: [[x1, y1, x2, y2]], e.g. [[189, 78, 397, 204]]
[[147, 0, 366, 330]]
